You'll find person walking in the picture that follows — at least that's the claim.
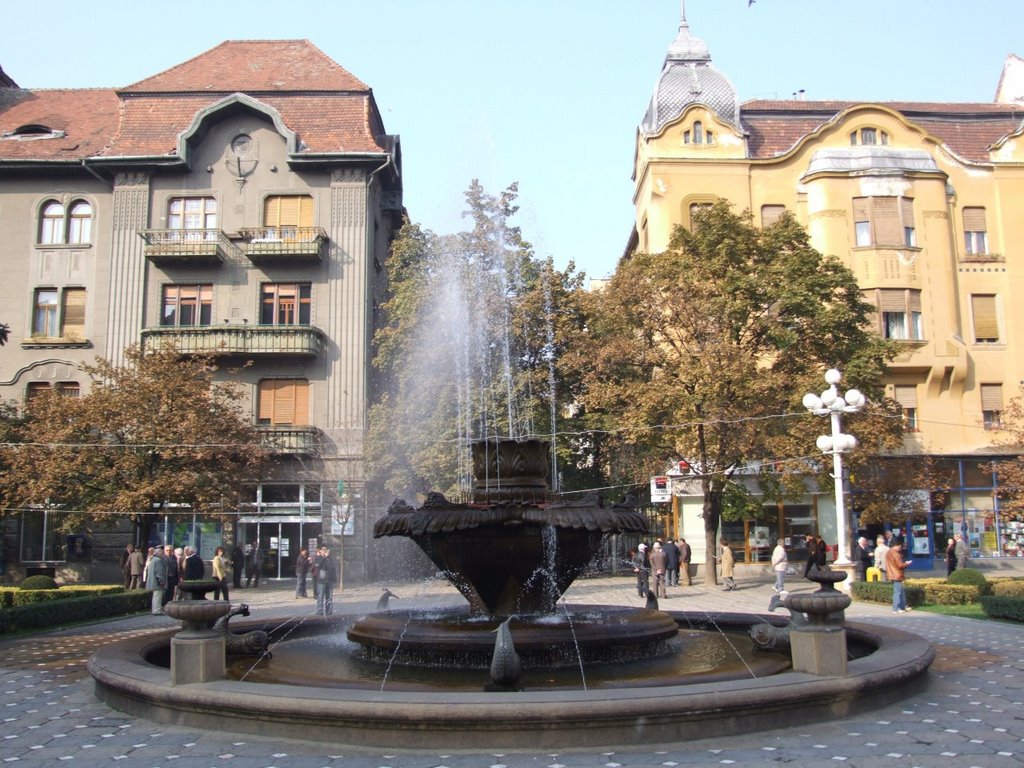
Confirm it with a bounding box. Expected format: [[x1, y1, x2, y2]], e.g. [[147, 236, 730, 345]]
[[314, 546, 337, 616], [231, 544, 244, 589], [212, 546, 230, 602], [663, 539, 681, 587], [770, 538, 788, 592], [650, 542, 668, 598], [802, 534, 817, 579], [295, 547, 311, 598], [678, 538, 692, 586], [127, 545, 145, 590], [245, 541, 264, 588], [885, 538, 912, 613], [873, 535, 890, 582], [954, 533, 970, 571], [945, 536, 957, 576], [144, 546, 167, 615], [720, 538, 736, 591], [632, 544, 650, 597]]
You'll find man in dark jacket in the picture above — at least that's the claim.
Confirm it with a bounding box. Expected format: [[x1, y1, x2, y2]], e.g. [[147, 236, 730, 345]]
[[663, 540, 681, 587], [183, 546, 205, 581], [677, 538, 692, 586], [162, 545, 179, 606], [313, 546, 337, 616]]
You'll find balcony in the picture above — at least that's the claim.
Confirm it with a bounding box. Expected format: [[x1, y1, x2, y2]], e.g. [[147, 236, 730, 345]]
[[258, 426, 323, 456], [139, 229, 234, 266], [141, 324, 324, 357], [239, 227, 327, 264]]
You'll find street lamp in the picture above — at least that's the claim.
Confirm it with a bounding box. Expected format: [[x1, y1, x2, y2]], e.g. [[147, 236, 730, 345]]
[[802, 369, 866, 578]]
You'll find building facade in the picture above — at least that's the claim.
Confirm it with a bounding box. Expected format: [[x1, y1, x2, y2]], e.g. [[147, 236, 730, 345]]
[[0, 41, 402, 584], [630, 13, 1024, 568]]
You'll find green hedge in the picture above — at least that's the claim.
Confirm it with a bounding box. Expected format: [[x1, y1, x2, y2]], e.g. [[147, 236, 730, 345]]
[[980, 595, 1024, 622], [851, 580, 926, 607], [906, 578, 985, 605], [0, 585, 126, 607], [990, 579, 1024, 598], [0, 590, 151, 634]]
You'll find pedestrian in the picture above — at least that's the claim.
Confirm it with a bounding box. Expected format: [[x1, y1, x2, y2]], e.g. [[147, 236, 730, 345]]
[[119, 544, 133, 590], [853, 536, 872, 581], [802, 534, 817, 578], [945, 536, 957, 576], [632, 544, 650, 597], [232, 544, 244, 589], [720, 538, 736, 591], [770, 538, 787, 592], [954, 533, 970, 571], [885, 538, 912, 613], [651, 541, 668, 598], [144, 546, 167, 615], [162, 545, 179, 606], [212, 546, 230, 602], [173, 547, 185, 599], [127, 545, 145, 590], [678, 537, 692, 586], [873, 535, 890, 582], [295, 547, 311, 598], [314, 546, 337, 616], [663, 539, 680, 587], [182, 546, 205, 581], [245, 540, 264, 588]]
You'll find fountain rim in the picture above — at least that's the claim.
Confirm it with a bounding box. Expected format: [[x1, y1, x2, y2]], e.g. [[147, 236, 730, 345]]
[[88, 611, 934, 750]]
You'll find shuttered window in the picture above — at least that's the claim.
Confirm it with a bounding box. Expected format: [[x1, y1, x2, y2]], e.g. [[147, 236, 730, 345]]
[[963, 207, 988, 254], [264, 195, 314, 231], [257, 379, 310, 426], [61, 288, 86, 340], [852, 196, 915, 247], [894, 385, 918, 431], [981, 384, 1004, 430], [761, 205, 786, 228], [872, 289, 923, 340], [970, 294, 999, 343]]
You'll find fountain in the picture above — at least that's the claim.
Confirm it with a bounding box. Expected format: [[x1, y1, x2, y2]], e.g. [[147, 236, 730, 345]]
[[89, 436, 934, 749]]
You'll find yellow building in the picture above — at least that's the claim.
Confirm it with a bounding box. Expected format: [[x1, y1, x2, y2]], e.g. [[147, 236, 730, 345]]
[[629, 12, 1024, 567]]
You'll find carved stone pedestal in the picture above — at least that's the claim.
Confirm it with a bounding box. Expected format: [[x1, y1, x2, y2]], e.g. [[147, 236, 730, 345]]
[[789, 625, 847, 676], [170, 634, 227, 685]]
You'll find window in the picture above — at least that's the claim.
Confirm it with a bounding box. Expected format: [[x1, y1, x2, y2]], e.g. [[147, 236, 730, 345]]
[[687, 201, 714, 232], [38, 199, 92, 244], [970, 294, 1000, 343], [761, 205, 786, 228], [850, 128, 889, 146], [852, 196, 915, 247], [20, 508, 69, 563], [27, 382, 80, 401], [872, 288, 923, 340], [161, 285, 213, 327], [981, 384, 1004, 430], [260, 284, 311, 325], [263, 195, 314, 239], [682, 121, 714, 146], [894, 385, 918, 431], [33, 287, 86, 339], [167, 197, 217, 241], [963, 207, 988, 255], [257, 379, 310, 426]]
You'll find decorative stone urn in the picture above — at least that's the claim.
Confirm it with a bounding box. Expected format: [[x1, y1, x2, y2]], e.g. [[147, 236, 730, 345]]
[[771, 568, 852, 676], [162, 579, 230, 685]]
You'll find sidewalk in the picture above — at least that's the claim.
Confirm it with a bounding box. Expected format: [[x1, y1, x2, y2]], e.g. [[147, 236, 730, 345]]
[[1, 572, 1023, 767]]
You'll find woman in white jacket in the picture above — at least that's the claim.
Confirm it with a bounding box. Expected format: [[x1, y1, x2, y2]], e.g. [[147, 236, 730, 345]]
[[771, 538, 788, 592]]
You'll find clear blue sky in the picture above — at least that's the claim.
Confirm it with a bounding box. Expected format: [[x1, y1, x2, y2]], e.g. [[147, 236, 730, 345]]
[[5, 1, 1022, 279]]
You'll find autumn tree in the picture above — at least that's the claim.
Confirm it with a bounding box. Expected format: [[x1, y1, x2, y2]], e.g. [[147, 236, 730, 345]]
[[578, 202, 896, 583], [986, 392, 1024, 517], [367, 181, 596, 503], [0, 345, 270, 545]]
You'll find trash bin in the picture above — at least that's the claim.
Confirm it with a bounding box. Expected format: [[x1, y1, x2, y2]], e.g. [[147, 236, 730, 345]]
[[865, 566, 881, 582]]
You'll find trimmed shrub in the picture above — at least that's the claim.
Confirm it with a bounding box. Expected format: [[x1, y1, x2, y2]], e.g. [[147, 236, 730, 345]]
[[10, 584, 122, 607], [991, 579, 1024, 598], [980, 595, 1024, 622], [0, 591, 150, 634], [947, 568, 990, 594], [851, 580, 925, 607], [19, 575, 59, 591], [907, 578, 984, 605]]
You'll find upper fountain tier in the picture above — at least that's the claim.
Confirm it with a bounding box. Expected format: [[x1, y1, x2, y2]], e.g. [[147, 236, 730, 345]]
[[374, 438, 647, 615]]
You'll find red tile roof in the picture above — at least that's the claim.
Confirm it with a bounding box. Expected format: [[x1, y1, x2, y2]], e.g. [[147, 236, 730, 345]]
[[0, 40, 388, 163], [741, 100, 1023, 163]]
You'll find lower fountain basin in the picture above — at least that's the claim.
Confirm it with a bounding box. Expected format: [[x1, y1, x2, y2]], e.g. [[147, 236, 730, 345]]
[[88, 611, 934, 749]]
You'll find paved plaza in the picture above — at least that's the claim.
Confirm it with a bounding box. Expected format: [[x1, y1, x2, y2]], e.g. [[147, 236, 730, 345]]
[[2, 571, 1023, 768]]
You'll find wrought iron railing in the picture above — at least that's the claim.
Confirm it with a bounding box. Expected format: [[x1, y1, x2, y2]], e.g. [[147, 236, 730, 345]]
[[139, 229, 234, 264], [257, 425, 323, 456], [239, 227, 327, 262], [141, 324, 323, 356]]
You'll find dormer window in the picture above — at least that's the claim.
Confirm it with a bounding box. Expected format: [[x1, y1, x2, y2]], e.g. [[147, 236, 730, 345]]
[[2, 123, 66, 140], [683, 120, 715, 146], [850, 127, 889, 146]]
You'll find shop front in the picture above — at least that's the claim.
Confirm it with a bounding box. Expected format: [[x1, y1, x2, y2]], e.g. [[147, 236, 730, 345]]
[[237, 483, 324, 580]]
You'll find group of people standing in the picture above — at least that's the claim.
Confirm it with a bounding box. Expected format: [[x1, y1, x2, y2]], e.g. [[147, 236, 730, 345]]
[[119, 543, 205, 615], [292, 545, 338, 615], [632, 538, 692, 598]]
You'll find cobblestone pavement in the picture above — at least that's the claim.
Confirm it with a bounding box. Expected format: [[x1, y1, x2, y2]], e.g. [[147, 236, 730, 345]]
[[2, 573, 1023, 768]]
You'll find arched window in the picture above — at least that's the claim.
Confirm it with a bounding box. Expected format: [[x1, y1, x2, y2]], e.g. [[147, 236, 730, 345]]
[[38, 198, 93, 245], [692, 121, 704, 144]]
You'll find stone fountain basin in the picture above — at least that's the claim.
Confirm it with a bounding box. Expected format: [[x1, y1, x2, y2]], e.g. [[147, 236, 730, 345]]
[[88, 611, 934, 750]]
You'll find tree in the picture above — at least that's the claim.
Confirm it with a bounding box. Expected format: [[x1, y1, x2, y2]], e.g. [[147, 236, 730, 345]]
[[577, 202, 896, 583], [0, 345, 270, 545], [367, 181, 595, 503], [987, 392, 1024, 518]]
